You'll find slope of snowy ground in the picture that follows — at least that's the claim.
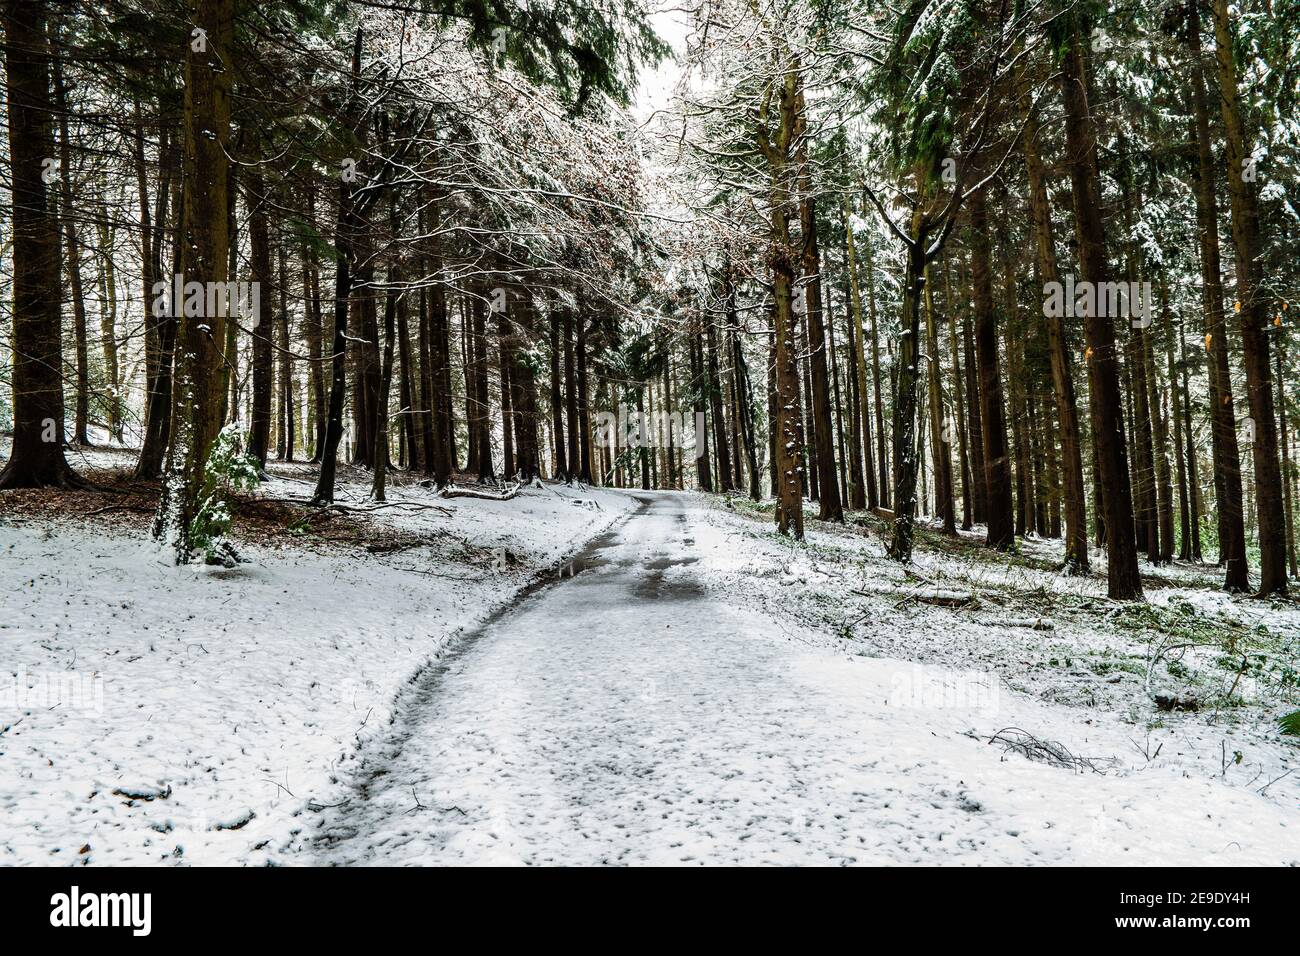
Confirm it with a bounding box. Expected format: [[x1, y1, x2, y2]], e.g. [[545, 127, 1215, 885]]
[[0, 452, 635, 865], [291, 494, 1297, 866]]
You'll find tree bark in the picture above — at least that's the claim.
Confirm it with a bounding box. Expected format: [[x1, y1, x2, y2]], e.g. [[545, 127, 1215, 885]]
[[1212, 0, 1288, 595], [1060, 26, 1142, 598], [1024, 84, 1088, 570], [969, 186, 1014, 549], [153, 0, 235, 557], [0, 0, 81, 488]]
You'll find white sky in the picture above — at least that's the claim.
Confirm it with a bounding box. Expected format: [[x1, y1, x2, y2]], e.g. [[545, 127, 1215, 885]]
[[630, 3, 691, 125]]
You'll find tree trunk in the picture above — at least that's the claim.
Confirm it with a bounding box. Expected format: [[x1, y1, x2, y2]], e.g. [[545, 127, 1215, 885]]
[[575, 301, 593, 483], [1024, 84, 1088, 569], [51, 32, 89, 446], [1187, 5, 1248, 587], [564, 306, 580, 482], [246, 162, 273, 470], [497, 305, 515, 479], [1212, 0, 1288, 595], [310, 29, 362, 506], [1060, 26, 1142, 598], [842, 201, 872, 509], [969, 186, 1014, 549], [0, 0, 81, 488], [549, 307, 567, 480], [705, 309, 734, 492], [887, 212, 927, 560], [370, 264, 397, 501], [924, 264, 955, 534], [944, 259, 973, 531], [473, 294, 494, 480], [794, 105, 841, 520], [860, 201, 890, 508], [304, 180, 327, 462], [153, 0, 235, 557]]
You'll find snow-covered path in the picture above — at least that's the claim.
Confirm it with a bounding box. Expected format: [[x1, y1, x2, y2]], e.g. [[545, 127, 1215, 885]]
[[305, 494, 1295, 866]]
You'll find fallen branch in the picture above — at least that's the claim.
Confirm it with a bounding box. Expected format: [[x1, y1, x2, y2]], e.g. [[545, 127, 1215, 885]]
[[896, 588, 977, 609], [439, 482, 521, 502], [987, 727, 1111, 774], [978, 617, 1055, 631]]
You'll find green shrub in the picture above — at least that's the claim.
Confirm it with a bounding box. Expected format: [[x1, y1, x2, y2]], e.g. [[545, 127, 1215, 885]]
[[191, 424, 261, 566]]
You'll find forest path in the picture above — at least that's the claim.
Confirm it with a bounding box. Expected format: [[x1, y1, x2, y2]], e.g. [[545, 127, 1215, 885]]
[[303, 493, 1291, 865]]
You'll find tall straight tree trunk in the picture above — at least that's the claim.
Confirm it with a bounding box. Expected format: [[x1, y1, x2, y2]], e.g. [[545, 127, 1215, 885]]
[[705, 308, 734, 492], [95, 207, 121, 440], [826, 277, 850, 506], [311, 28, 362, 506], [691, 332, 713, 491], [1060, 24, 1142, 598], [1167, 284, 1192, 560], [765, 69, 803, 537], [473, 295, 494, 480], [1003, 310, 1028, 537], [1150, 290, 1175, 564], [1188, 5, 1247, 587], [1212, 0, 1288, 596], [509, 290, 540, 481], [575, 301, 593, 483], [51, 33, 89, 446], [549, 307, 567, 480], [969, 186, 1014, 549], [134, 102, 161, 451], [497, 307, 515, 479], [136, 139, 177, 480], [1178, 308, 1203, 560], [963, 289, 987, 525], [395, 272, 417, 468], [1129, 315, 1159, 563], [886, 209, 927, 560], [277, 241, 294, 461], [304, 180, 327, 462], [924, 265, 955, 534], [842, 202, 871, 509], [1024, 85, 1088, 570], [794, 101, 841, 520], [370, 264, 397, 501], [768, 320, 779, 497], [0, 0, 80, 487], [733, 326, 761, 500], [944, 259, 973, 531], [860, 198, 890, 508], [246, 162, 273, 470], [1279, 337, 1298, 578], [563, 306, 580, 483], [154, 0, 235, 557]]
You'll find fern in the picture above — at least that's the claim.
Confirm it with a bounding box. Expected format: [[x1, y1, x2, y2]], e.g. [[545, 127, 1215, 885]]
[[1279, 710, 1300, 737]]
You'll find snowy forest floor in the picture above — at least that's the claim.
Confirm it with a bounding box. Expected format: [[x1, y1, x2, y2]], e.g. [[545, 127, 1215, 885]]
[[1, 445, 1297, 865], [0, 444, 637, 865]]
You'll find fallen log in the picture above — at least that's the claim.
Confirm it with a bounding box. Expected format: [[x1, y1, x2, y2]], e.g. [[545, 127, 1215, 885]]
[[438, 482, 521, 502], [897, 588, 977, 609]]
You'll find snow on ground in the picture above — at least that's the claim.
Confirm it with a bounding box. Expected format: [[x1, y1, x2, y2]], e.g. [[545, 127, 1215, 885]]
[[0, 454, 635, 866], [3, 440, 1296, 866], [695, 499, 1300, 818], [294, 494, 1296, 866]]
